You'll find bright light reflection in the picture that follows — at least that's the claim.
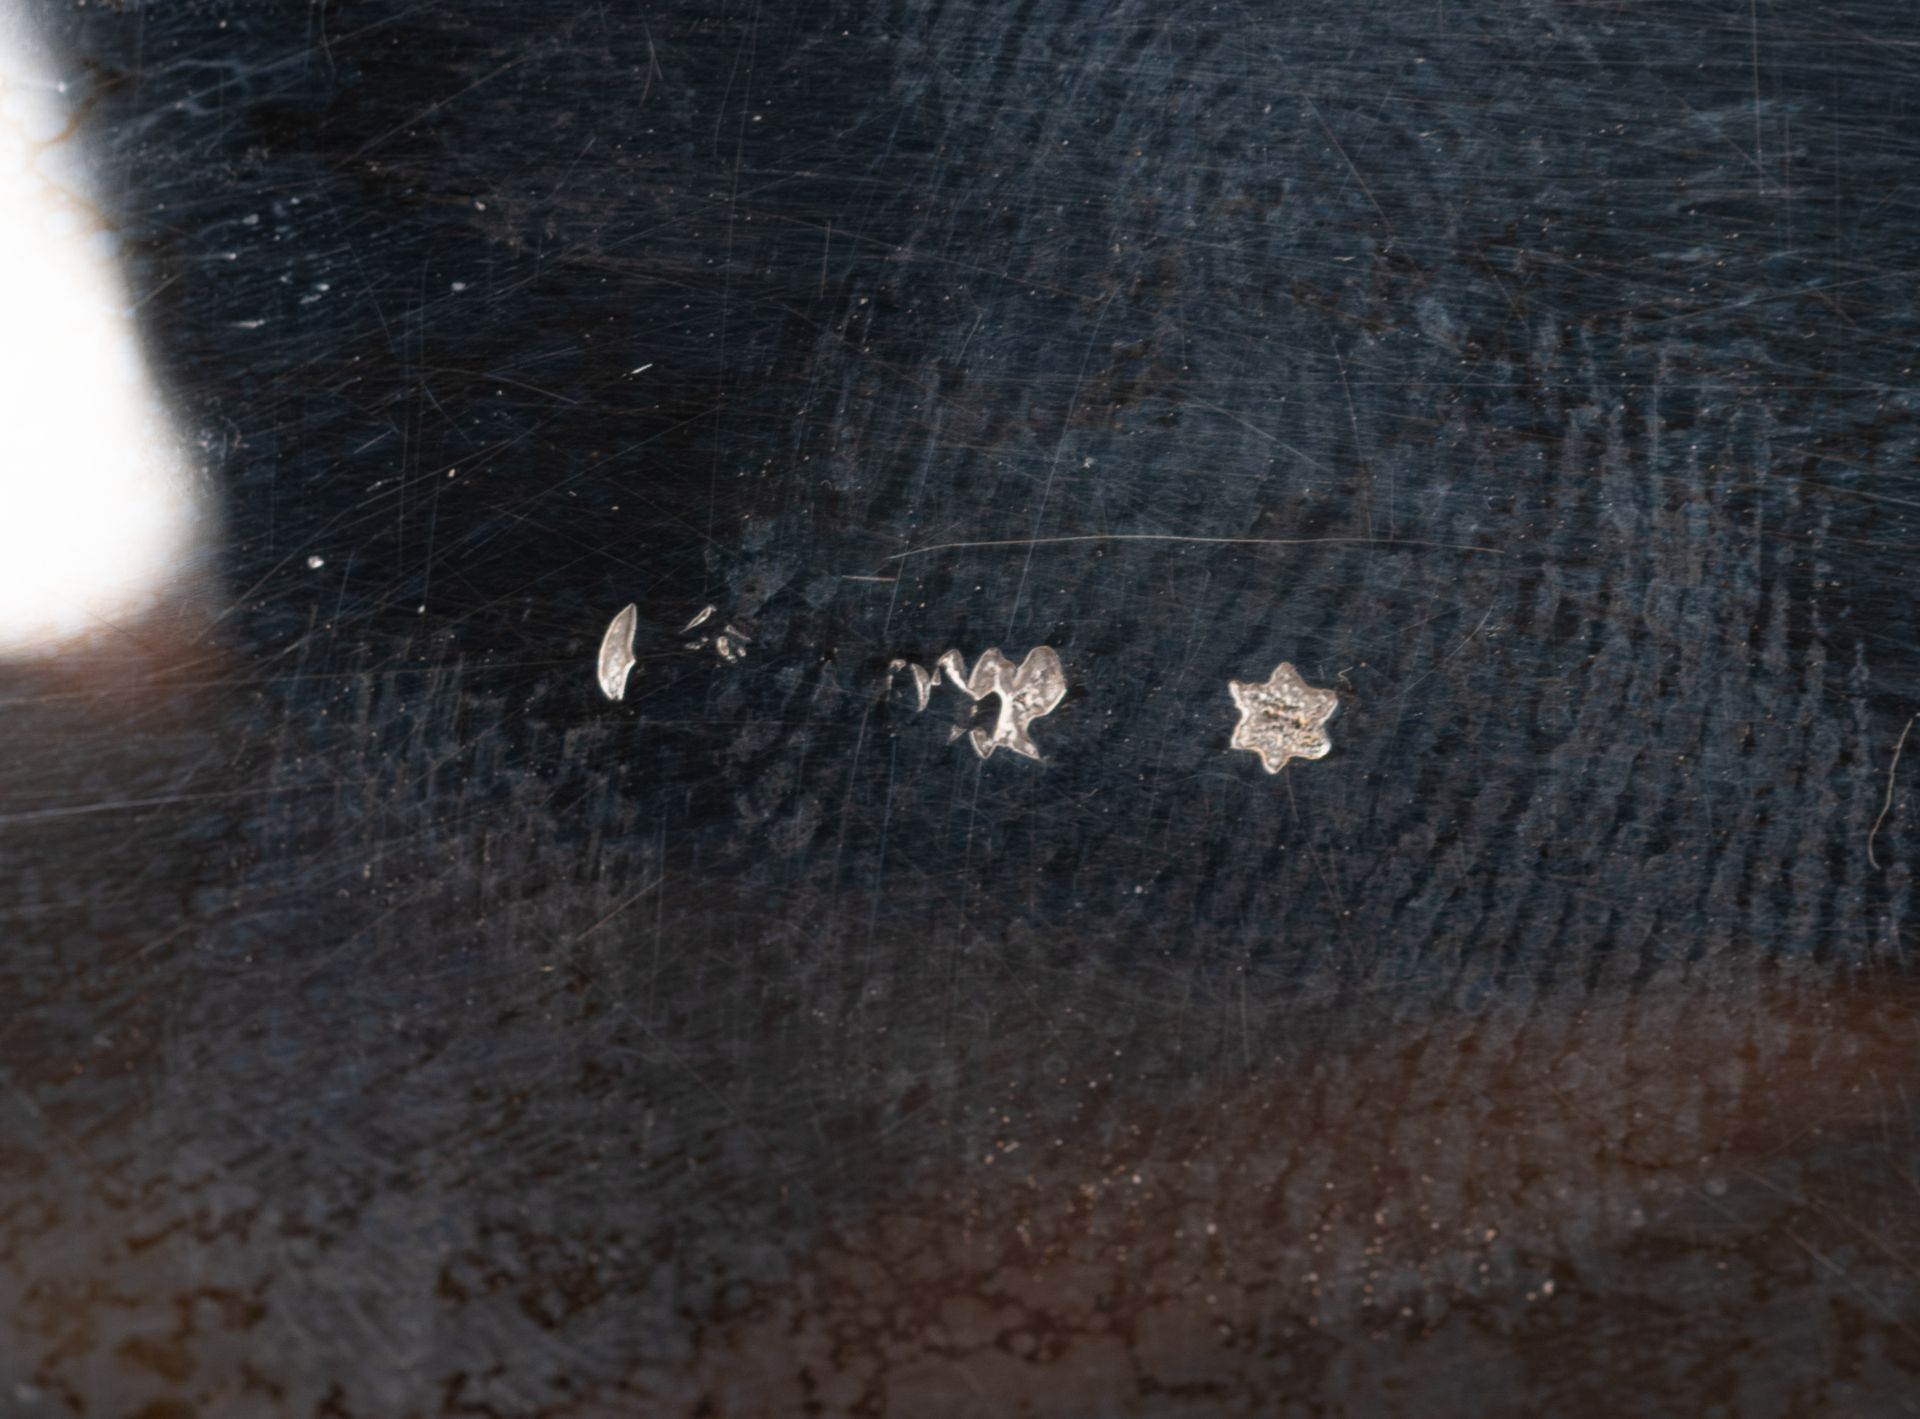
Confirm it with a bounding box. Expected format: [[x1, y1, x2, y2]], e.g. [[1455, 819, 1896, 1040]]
[[0, 10, 204, 659]]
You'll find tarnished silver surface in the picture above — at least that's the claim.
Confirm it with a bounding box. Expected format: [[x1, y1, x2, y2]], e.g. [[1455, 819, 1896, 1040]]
[[1228, 662, 1337, 773], [19, 4, 1920, 1414]]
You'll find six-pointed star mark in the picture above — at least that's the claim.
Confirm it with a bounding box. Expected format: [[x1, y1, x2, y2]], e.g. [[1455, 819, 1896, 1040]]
[[1228, 662, 1338, 773]]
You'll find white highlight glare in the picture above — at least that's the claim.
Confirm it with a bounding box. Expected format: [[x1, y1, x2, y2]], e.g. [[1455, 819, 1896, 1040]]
[[0, 13, 203, 657]]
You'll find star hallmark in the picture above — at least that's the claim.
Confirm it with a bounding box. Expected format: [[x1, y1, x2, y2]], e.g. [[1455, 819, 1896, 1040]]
[[1228, 662, 1338, 773]]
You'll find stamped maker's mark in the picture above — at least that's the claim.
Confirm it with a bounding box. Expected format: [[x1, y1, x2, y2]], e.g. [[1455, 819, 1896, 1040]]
[[892, 646, 1067, 762]]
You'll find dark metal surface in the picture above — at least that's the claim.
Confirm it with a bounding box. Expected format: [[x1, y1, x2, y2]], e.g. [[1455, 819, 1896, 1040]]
[[6, 1, 1920, 1413]]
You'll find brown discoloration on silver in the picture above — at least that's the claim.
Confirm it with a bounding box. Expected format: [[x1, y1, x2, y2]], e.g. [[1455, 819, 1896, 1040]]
[[667, 980, 1920, 1416]]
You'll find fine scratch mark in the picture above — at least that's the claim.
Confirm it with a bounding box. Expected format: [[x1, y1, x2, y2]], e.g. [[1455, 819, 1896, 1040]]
[[1750, 0, 1766, 192], [1302, 86, 1393, 235], [1185, 397, 1334, 475], [1329, 335, 1382, 538], [1384, 605, 1495, 707], [1231, 0, 1394, 237], [1271, 51, 1393, 236], [576, 875, 663, 943], [1005, 296, 1114, 637], [345, 55, 529, 162], [1868, 713, 1915, 871], [884, 533, 1502, 563]]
